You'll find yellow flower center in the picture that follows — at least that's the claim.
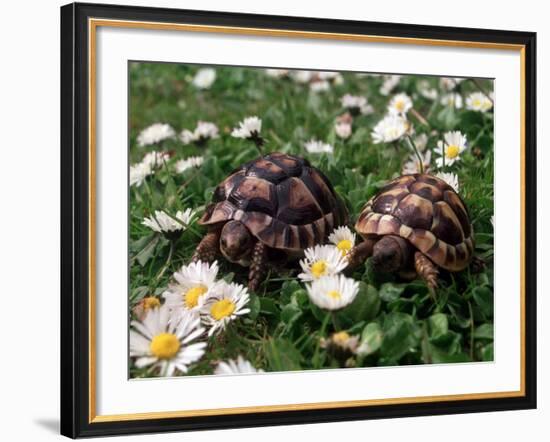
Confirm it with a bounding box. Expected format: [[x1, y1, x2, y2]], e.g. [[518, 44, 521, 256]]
[[149, 333, 180, 359], [332, 331, 350, 346], [472, 98, 481, 108], [311, 260, 328, 278], [395, 100, 405, 112], [184, 285, 208, 308], [446, 144, 460, 159], [142, 296, 160, 311], [210, 299, 236, 320], [336, 239, 353, 255], [327, 290, 342, 300]]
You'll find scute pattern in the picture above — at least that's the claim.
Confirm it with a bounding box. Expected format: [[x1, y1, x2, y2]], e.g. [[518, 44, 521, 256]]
[[200, 152, 348, 251], [355, 174, 473, 271]]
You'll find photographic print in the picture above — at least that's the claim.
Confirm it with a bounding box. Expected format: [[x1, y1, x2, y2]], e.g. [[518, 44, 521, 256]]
[[128, 63, 495, 378]]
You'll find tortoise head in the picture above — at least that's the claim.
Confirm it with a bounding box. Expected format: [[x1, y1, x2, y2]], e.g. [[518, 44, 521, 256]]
[[371, 235, 410, 274], [220, 220, 255, 265]]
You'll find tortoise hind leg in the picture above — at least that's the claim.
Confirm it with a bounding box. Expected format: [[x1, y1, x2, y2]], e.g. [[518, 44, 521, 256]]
[[248, 242, 268, 292], [347, 238, 376, 269], [414, 251, 439, 294], [192, 230, 220, 263]]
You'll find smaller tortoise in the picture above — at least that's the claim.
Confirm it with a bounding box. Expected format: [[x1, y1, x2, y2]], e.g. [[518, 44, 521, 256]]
[[192, 152, 348, 291], [348, 173, 474, 291]]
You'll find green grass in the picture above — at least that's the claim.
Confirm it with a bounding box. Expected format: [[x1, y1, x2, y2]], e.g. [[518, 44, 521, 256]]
[[129, 62, 494, 377]]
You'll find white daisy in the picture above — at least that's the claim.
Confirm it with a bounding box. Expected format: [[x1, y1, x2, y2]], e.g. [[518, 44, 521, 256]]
[[265, 69, 289, 78], [335, 121, 352, 139], [434, 131, 468, 167], [214, 355, 264, 375], [137, 123, 176, 147], [402, 150, 432, 175], [163, 260, 219, 312], [465, 92, 493, 112], [142, 208, 196, 233], [200, 281, 250, 336], [298, 245, 348, 282], [142, 150, 170, 168], [231, 116, 262, 139], [130, 162, 153, 187], [304, 139, 334, 154], [379, 75, 401, 96], [175, 156, 205, 173], [371, 114, 410, 144], [192, 68, 216, 90], [439, 77, 464, 91], [440, 93, 463, 109], [321, 331, 361, 354], [290, 70, 314, 84], [132, 296, 161, 320], [130, 305, 206, 376], [328, 226, 356, 257], [310, 80, 330, 93], [388, 93, 413, 115], [180, 121, 219, 145], [436, 172, 460, 193], [340, 94, 373, 115], [306, 274, 359, 311], [418, 80, 438, 100]]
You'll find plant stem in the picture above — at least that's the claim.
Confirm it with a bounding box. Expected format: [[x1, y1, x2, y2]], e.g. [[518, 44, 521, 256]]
[[467, 300, 475, 360], [410, 108, 430, 127], [405, 135, 424, 174], [154, 240, 174, 285], [313, 313, 331, 368], [331, 312, 341, 332]]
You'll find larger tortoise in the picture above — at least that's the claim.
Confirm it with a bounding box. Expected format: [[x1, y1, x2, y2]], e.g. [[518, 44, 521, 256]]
[[348, 173, 474, 291], [193, 152, 348, 291]]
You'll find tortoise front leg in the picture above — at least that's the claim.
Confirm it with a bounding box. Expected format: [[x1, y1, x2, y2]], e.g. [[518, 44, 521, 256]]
[[414, 251, 439, 294], [248, 241, 268, 292], [347, 238, 376, 269], [192, 230, 220, 263]]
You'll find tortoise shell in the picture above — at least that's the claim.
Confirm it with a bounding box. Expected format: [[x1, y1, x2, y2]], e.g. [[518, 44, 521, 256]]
[[200, 152, 348, 252], [355, 174, 474, 271]]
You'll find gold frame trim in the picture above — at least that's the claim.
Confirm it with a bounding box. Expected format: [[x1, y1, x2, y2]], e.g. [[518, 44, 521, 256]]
[[88, 18, 527, 424]]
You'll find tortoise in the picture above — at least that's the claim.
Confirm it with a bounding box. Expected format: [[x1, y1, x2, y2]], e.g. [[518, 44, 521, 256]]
[[347, 173, 474, 291], [192, 152, 348, 291]]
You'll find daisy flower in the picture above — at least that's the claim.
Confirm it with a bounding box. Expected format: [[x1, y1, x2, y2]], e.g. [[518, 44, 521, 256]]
[[137, 123, 175, 147], [290, 70, 314, 84], [402, 150, 432, 175], [436, 171, 460, 193], [306, 274, 359, 311], [298, 245, 348, 282], [304, 139, 334, 154], [340, 94, 373, 115], [214, 356, 264, 375], [200, 281, 250, 336], [265, 69, 289, 78], [175, 156, 204, 173], [130, 162, 153, 187], [192, 68, 216, 89], [163, 260, 219, 312], [418, 80, 438, 100], [371, 114, 410, 144], [388, 93, 413, 115], [142, 208, 196, 234], [142, 150, 170, 168], [328, 226, 356, 257], [434, 131, 468, 167], [379, 75, 401, 96], [466, 92, 493, 112], [439, 77, 464, 91], [440, 93, 463, 109], [335, 121, 352, 139], [132, 296, 161, 320], [310, 80, 330, 93], [231, 116, 262, 139], [180, 121, 219, 145], [130, 305, 207, 376], [321, 331, 361, 356]]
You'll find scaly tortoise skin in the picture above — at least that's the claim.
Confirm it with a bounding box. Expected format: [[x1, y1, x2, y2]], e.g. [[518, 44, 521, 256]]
[[193, 152, 348, 291], [349, 173, 474, 291]]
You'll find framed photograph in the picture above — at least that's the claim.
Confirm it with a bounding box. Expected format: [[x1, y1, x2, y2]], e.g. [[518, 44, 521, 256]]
[[60, 2, 537, 438]]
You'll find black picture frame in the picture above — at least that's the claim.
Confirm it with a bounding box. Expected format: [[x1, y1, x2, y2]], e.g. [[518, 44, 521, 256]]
[[61, 2, 537, 438]]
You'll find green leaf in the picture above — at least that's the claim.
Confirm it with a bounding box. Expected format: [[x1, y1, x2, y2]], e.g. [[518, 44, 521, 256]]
[[428, 313, 449, 338], [134, 235, 160, 267], [481, 343, 494, 361], [474, 323, 494, 340], [281, 304, 303, 328], [379, 283, 405, 302], [259, 297, 279, 317], [342, 282, 380, 322], [264, 338, 302, 371], [360, 322, 383, 355], [380, 312, 419, 362], [472, 286, 494, 318], [248, 294, 261, 321]]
